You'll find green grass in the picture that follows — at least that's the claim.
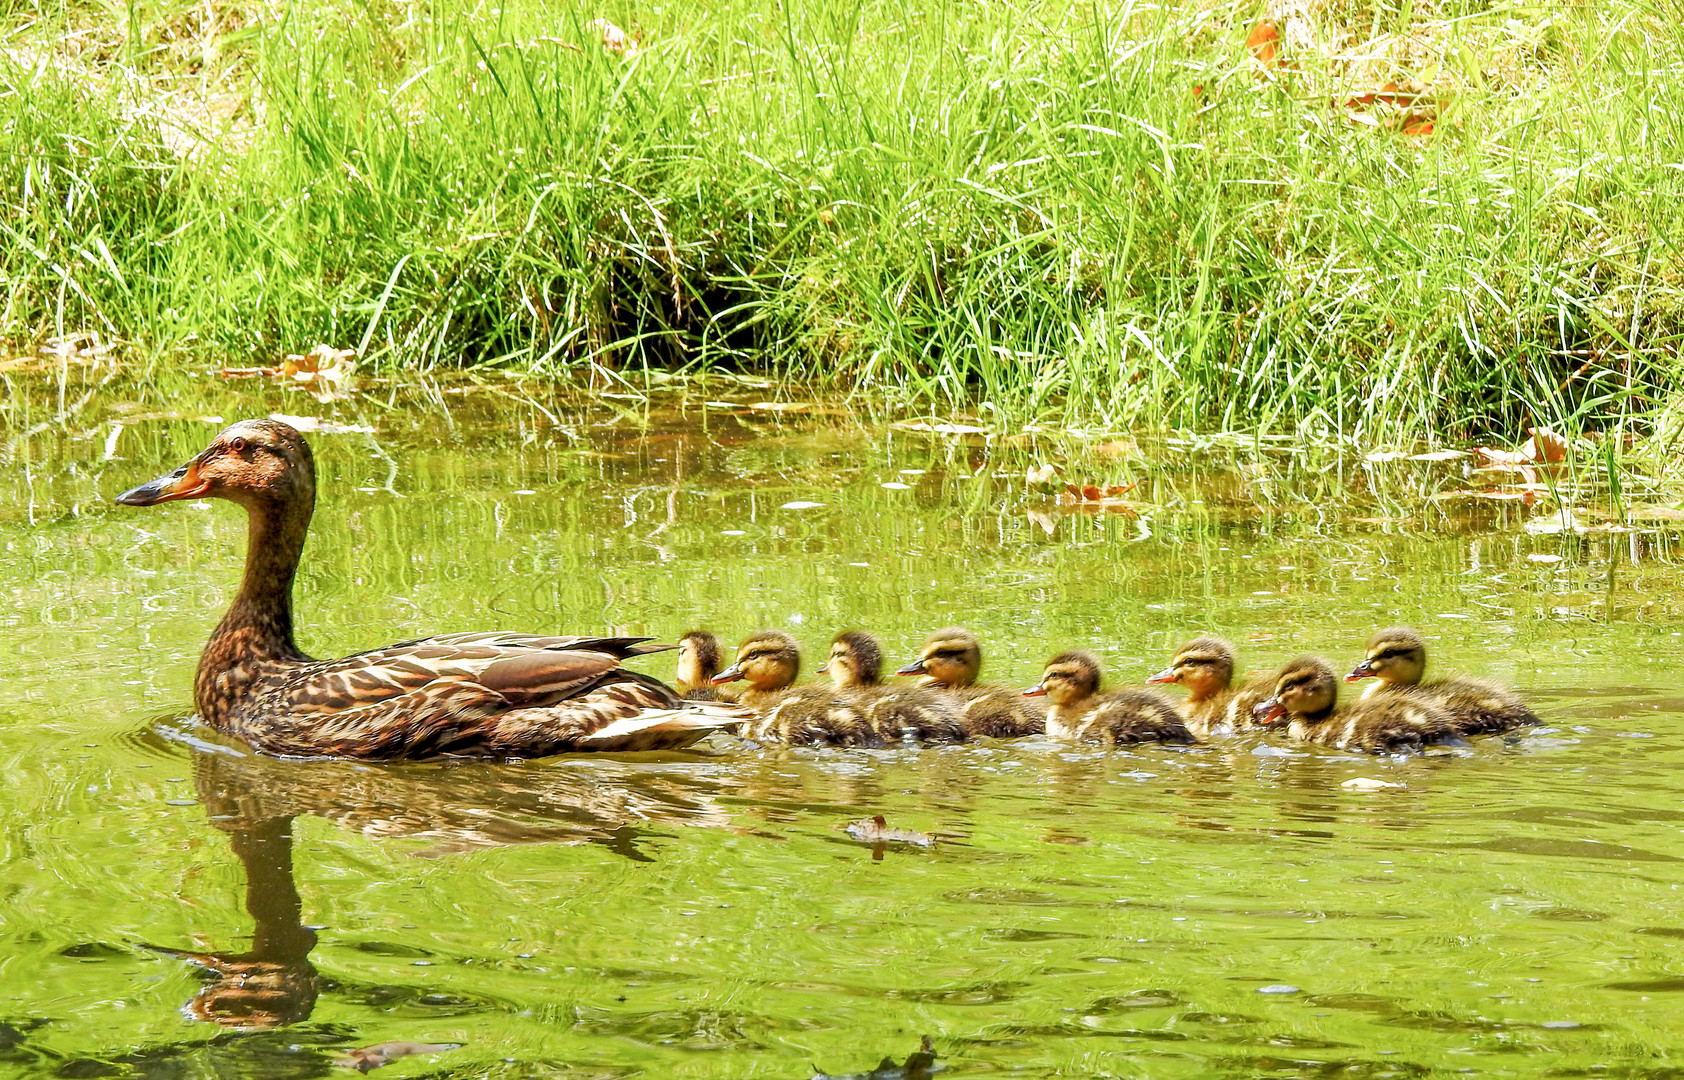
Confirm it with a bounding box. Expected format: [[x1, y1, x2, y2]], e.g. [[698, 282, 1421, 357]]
[[4, 0, 1684, 442]]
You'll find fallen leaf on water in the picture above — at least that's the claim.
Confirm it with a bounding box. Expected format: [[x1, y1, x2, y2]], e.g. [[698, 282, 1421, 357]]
[[333, 1041, 460, 1072], [268, 414, 375, 435], [1026, 462, 1063, 493], [282, 345, 357, 403], [1475, 426, 1568, 469], [844, 815, 936, 847], [1341, 777, 1404, 791], [1025, 508, 1058, 536]]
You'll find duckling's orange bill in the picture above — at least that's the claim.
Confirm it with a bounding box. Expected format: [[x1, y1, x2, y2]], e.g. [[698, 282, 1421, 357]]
[[1345, 660, 1376, 683], [894, 658, 927, 677], [1021, 684, 1047, 697], [1145, 667, 1178, 684], [115, 459, 213, 506], [1251, 697, 1287, 725], [710, 664, 745, 685]]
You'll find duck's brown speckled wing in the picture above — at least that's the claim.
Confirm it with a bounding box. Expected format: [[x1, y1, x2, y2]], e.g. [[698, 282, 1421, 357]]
[[226, 636, 734, 760]]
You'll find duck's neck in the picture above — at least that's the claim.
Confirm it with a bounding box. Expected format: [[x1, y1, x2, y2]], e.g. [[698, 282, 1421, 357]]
[[1045, 696, 1090, 739], [195, 496, 314, 723]]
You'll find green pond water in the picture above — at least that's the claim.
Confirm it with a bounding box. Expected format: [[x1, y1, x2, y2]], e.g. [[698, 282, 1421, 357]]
[[4, 373, 1684, 1079]]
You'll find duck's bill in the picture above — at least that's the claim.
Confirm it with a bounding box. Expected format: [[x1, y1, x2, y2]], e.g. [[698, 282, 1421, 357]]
[[1022, 684, 1047, 697], [709, 664, 745, 685], [116, 460, 211, 506], [893, 659, 928, 677], [1145, 666, 1179, 684], [1344, 660, 1376, 683], [1250, 697, 1286, 725]]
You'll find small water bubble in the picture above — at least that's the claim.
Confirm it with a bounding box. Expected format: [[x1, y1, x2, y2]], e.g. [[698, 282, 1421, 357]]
[[781, 501, 825, 510], [881, 482, 912, 490], [511, 489, 537, 496], [165, 799, 196, 806], [1542, 1020, 1581, 1029], [1257, 984, 1301, 995], [721, 530, 746, 536]]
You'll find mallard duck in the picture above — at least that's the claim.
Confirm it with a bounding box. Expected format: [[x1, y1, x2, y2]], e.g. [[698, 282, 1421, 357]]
[[1252, 655, 1460, 753], [894, 627, 1046, 738], [711, 630, 879, 746], [1146, 635, 1272, 738], [821, 630, 967, 743], [674, 630, 734, 702], [114, 419, 743, 759], [1346, 626, 1538, 735], [1024, 651, 1195, 745]]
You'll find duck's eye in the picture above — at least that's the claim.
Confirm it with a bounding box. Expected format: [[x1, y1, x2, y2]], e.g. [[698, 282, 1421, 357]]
[[229, 437, 248, 454]]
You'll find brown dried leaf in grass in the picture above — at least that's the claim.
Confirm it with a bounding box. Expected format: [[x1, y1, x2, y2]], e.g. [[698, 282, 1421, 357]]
[[1247, 21, 1282, 69]]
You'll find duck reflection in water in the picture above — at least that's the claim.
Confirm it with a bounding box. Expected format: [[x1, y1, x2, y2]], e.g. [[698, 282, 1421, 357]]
[[145, 731, 735, 1028], [145, 813, 319, 1029]]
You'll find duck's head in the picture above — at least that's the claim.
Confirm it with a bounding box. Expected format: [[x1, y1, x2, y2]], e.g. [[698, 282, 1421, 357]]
[[822, 630, 882, 689], [116, 419, 315, 513], [1346, 627, 1427, 686], [895, 627, 981, 687], [674, 631, 723, 689], [1252, 656, 1338, 726], [1147, 636, 1236, 701], [713, 630, 800, 692], [1023, 650, 1102, 705]]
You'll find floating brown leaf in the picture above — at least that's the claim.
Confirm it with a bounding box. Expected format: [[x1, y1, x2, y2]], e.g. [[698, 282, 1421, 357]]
[[333, 1041, 459, 1072], [1475, 425, 1569, 469], [844, 815, 936, 847], [1340, 777, 1404, 791]]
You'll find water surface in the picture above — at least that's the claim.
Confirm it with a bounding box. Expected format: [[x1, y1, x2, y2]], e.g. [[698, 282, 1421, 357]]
[[2, 374, 1682, 1078]]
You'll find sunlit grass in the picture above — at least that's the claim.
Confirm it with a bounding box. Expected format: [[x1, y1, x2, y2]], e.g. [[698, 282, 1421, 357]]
[[3, 0, 1684, 443]]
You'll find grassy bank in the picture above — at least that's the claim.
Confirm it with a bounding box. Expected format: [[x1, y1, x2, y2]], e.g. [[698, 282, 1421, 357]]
[[3, 0, 1683, 441]]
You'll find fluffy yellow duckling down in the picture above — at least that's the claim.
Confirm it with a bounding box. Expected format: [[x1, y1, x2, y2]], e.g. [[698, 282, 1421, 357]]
[[894, 627, 1046, 739], [1146, 635, 1272, 739], [1346, 627, 1537, 735], [1252, 656, 1461, 754], [821, 631, 968, 744], [711, 630, 878, 746], [1025, 650, 1195, 746]]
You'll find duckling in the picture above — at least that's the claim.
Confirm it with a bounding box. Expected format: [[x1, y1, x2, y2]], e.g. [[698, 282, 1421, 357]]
[[821, 631, 968, 744], [674, 630, 734, 702], [894, 627, 1046, 739], [1023, 651, 1195, 746], [1346, 626, 1538, 735], [1252, 656, 1461, 754], [712, 630, 879, 747], [1146, 635, 1272, 738]]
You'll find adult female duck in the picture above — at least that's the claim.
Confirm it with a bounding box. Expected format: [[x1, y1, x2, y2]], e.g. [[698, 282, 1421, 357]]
[[116, 419, 740, 759]]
